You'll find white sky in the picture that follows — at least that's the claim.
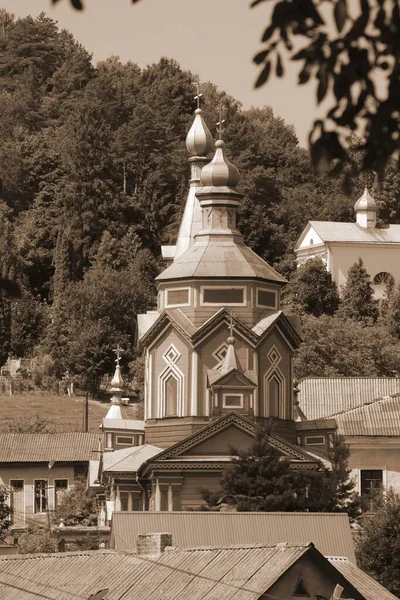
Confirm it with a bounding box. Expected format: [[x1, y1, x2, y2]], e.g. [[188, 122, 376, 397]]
[[1, 0, 326, 146]]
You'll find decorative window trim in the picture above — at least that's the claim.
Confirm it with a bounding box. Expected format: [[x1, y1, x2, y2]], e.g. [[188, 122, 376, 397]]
[[162, 344, 181, 365], [222, 393, 244, 409], [165, 286, 191, 308], [158, 362, 185, 418], [256, 287, 278, 310], [116, 436, 134, 446], [264, 346, 286, 419], [212, 342, 229, 367], [304, 436, 325, 446], [33, 479, 48, 514], [200, 286, 247, 307], [373, 272, 394, 287]]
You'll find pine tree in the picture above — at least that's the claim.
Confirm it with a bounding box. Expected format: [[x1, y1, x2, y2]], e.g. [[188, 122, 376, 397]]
[[337, 258, 378, 322], [382, 282, 400, 339], [283, 258, 340, 317]]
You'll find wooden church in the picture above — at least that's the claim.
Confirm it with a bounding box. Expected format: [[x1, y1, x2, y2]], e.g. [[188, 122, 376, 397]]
[[96, 108, 336, 516]]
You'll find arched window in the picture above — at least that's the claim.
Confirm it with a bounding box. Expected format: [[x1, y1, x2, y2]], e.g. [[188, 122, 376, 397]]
[[268, 376, 281, 418], [373, 272, 394, 286], [165, 374, 178, 416], [263, 346, 286, 419]]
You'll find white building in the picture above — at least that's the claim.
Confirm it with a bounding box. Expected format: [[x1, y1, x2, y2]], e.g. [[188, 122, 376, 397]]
[[295, 187, 400, 297]]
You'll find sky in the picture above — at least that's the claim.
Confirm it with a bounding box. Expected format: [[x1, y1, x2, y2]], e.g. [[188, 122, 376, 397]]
[[0, 0, 324, 146]]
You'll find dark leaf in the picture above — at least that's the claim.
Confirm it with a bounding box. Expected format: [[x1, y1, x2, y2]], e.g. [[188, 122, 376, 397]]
[[317, 64, 329, 103], [253, 49, 270, 65], [292, 48, 310, 61], [298, 62, 313, 84], [251, 0, 267, 6], [334, 0, 347, 32], [262, 25, 275, 42], [0, 278, 21, 298], [255, 61, 271, 88], [276, 53, 284, 77], [71, 0, 83, 8]]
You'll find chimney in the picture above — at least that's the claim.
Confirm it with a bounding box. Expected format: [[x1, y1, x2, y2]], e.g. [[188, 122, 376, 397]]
[[136, 532, 172, 556]]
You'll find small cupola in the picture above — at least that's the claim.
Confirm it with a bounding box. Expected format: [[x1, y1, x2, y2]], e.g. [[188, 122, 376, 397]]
[[354, 186, 377, 229], [186, 108, 213, 158]]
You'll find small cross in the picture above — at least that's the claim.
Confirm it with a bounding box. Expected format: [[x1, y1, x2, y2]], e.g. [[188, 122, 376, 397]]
[[216, 104, 226, 139], [194, 76, 203, 109], [229, 312, 235, 337], [113, 344, 124, 366]]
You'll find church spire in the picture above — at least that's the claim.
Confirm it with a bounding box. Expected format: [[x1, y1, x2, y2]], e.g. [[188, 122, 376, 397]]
[[173, 89, 213, 260], [106, 344, 124, 420], [220, 317, 243, 375]]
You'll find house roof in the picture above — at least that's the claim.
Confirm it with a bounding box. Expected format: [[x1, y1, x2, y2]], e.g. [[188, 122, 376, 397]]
[[326, 394, 400, 436], [0, 433, 100, 463], [110, 511, 356, 562], [329, 556, 398, 600], [102, 418, 145, 431], [298, 377, 400, 420], [102, 444, 162, 473], [0, 543, 375, 600], [301, 221, 400, 245]]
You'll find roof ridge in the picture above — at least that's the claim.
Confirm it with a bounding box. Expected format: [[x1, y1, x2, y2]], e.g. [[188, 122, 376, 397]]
[[159, 542, 313, 553], [325, 393, 400, 418], [0, 549, 116, 561]]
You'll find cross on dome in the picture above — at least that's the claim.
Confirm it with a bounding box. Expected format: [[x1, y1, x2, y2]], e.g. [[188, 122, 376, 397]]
[[216, 104, 226, 139], [194, 76, 203, 110]]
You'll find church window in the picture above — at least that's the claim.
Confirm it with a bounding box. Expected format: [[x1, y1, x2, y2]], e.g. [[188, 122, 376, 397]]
[[201, 286, 246, 306], [116, 436, 134, 446], [256, 288, 277, 309], [268, 376, 281, 417], [165, 374, 178, 416], [166, 287, 190, 307], [373, 272, 394, 286], [264, 346, 286, 419], [223, 393, 243, 408], [304, 436, 325, 446]]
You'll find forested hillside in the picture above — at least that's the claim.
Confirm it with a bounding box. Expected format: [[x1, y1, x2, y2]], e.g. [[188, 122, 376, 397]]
[[1, 11, 400, 394]]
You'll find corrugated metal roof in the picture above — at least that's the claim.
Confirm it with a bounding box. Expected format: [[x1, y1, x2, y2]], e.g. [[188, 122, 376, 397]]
[[327, 395, 400, 436], [329, 557, 398, 600], [298, 377, 400, 420], [309, 221, 400, 243], [103, 444, 162, 473], [0, 544, 328, 600], [110, 511, 356, 563], [0, 433, 100, 462]]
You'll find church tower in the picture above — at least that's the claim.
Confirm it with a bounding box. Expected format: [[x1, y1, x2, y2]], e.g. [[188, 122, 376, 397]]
[[138, 110, 302, 448]]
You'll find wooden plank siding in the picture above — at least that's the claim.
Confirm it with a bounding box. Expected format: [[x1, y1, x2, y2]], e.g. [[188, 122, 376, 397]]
[[180, 473, 221, 510]]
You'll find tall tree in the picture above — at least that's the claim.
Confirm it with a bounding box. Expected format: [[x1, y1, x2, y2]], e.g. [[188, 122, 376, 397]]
[[283, 258, 340, 317], [337, 258, 378, 322]]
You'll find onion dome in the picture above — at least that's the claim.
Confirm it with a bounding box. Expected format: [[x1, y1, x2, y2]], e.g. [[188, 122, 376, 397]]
[[186, 108, 213, 157], [110, 364, 124, 392], [354, 186, 377, 212], [200, 139, 240, 187]]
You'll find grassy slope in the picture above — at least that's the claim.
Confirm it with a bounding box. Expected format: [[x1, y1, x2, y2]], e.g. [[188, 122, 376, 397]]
[[0, 393, 140, 432]]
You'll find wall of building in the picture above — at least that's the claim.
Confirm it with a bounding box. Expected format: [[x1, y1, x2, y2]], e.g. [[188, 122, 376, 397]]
[[180, 472, 222, 510], [346, 437, 400, 493], [0, 464, 76, 526], [268, 554, 355, 599]]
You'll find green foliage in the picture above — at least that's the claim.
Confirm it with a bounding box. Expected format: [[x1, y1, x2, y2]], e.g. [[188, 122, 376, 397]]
[[283, 258, 340, 316], [295, 314, 400, 378], [356, 489, 400, 596], [337, 259, 378, 322], [202, 429, 358, 515], [53, 478, 98, 526], [2, 414, 56, 433], [18, 525, 56, 554], [0, 484, 11, 542]]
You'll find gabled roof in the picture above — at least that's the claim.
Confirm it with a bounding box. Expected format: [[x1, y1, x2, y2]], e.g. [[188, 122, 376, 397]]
[[298, 377, 400, 420], [142, 411, 321, 468], [138, 307, 196, 346], [0, 433, 100, 463], [329, 556, 398, 600], [0, 543, 378, 600], [207, 367, 257, 387], [325, 394, 400, 436], [252, 310, 302, 348], [296, 221, 400, 248], [102, 444, 162, 473], [102, 418, 145, 432], [110, 511, 356, 563]]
